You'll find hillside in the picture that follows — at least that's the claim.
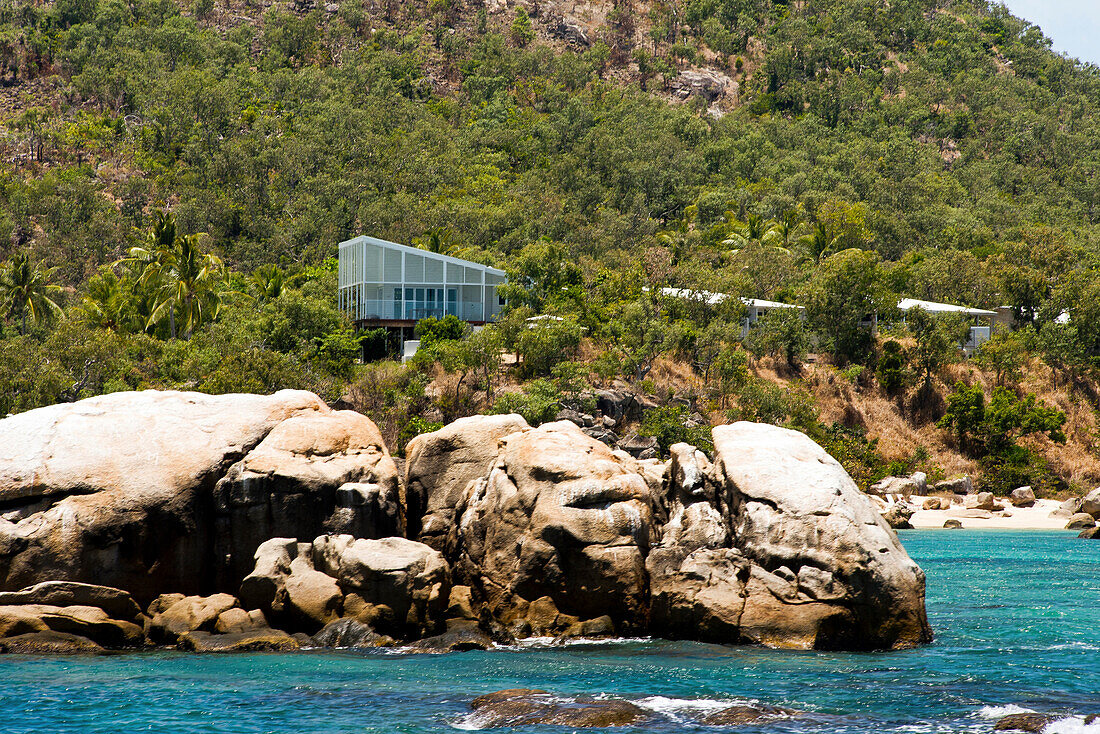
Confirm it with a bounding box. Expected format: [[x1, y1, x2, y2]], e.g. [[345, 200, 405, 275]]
[[2, 0, 1100, 497]]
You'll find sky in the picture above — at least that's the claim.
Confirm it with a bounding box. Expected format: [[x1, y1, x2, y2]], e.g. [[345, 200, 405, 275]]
[[998, 0, 1100, 65]]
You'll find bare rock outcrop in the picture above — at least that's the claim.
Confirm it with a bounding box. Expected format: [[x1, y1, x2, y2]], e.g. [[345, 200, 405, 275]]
[[453, 421, 661, 631], [709, 422, 932, 649], [214, 409, 402, 588], [241, 534, 450, 640], [403, 413, 529, 551], [0, 390, 400, 603], [1082, 488, 1100, 518], [400, 416, 932, 651]]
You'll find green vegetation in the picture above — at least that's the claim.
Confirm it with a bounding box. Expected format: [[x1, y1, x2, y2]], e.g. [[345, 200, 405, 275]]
[[0, 0, 1098, 489]]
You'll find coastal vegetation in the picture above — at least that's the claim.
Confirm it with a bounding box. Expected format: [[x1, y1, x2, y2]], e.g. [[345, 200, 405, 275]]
[[1, 0, 1100, 495]]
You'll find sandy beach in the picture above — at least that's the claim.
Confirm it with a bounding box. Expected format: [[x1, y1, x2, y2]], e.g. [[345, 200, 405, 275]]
[[908, 498, 1070, 530]]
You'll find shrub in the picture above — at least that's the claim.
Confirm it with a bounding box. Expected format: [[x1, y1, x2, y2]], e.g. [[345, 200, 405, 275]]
[[876, 340, 905, 393], [640, 404, 713, 455], [489, 379, 561, 425]]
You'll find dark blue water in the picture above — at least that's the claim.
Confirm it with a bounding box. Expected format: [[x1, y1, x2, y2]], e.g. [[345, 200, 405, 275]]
[[1, 530, 1097, 733]]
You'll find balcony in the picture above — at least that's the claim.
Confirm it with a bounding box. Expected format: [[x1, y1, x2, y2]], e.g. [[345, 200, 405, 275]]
[[343, 298, 485, 322]]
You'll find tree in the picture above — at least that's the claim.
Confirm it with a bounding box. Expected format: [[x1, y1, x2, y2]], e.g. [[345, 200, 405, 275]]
[[797, 222, 835, 265], [905, 307, 966, 391], [511, 7, 534, 46], [744, 309, 807, 369], [937, 382, 987, 454], [610, 297, 666, 381], [876, 340, 905, 394], [803, 249, 892, 365], [938, 381, 1065, 456], [126, 213, 226, 339], [77, 269, 128, 332], [974, 331, 1029, 386], [1035, 322, 1086, 386], [415, 314, 469, 346], [0, 251, 64, 335], [515, 316, 584, 378], [251, 264, 285, 301], [498, 239, 584, 314]]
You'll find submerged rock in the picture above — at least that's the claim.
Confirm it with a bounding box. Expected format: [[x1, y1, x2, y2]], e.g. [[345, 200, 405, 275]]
[[406, 618, 494, 652], [468, 689, 649, 728], [994, 713, 1056, 732], [702, 703, 798, 725], [310, 618, 394, 648]]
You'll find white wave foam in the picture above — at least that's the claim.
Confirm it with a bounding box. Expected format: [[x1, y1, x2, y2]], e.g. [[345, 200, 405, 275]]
[[636, 695, 754, 716], [450, 712, 491, 731], [1045, 717, 1100, 734], [504, 636, 652, 649], [635, 696, 806, 725], [979, 704, 1037, 719]]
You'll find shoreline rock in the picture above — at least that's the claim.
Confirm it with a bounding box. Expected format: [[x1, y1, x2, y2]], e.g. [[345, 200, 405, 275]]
[[0, 390, 934, 654]]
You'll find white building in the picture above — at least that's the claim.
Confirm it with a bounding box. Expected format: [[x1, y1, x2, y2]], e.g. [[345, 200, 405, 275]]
[[897, 298, 996, 352], [338, 235, 507, 326], [658, 287, 805, 338]]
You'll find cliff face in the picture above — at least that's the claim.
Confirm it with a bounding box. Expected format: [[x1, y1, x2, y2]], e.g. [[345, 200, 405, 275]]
[[0, 389, 930, 650]]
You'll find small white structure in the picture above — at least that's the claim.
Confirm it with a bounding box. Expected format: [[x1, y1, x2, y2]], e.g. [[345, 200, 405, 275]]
[[338, 235, 506, 325], [658, 287, 805, 338], [898, 298, 996, 352]]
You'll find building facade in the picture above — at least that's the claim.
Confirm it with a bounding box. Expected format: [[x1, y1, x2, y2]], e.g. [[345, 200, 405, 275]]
[[338, 235, 507, 327]]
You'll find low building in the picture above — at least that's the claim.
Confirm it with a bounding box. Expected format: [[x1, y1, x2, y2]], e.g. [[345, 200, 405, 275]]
[[897, 298, 996, 352], [658, 287, 805, 338], [338, 235, 507, 343]]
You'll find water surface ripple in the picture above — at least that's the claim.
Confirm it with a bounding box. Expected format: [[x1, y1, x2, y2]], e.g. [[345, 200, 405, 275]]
[[1, 530, 1097, 733]]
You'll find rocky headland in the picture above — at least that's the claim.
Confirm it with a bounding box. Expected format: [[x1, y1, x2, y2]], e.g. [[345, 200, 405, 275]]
[[0, 389, 932, 654]]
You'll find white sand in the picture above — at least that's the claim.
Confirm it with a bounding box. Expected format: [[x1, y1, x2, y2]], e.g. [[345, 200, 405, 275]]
[[908, 498, 1070, 530]]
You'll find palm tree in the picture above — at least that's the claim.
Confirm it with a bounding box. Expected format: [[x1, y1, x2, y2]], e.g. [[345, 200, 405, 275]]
[[763, 209, 803, 249], [413, 227, 458, 255], [77, 269, 127, 331], [798, 222, 837, 265], [0, 251, 64, 335], [721, 212, 777, 250], [251, 264, 285, 301], [126, 213, 225, 339]]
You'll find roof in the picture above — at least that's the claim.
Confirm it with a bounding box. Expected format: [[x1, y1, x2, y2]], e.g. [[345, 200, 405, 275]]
[[338, 235, 506, 276], [898, 298, 995, 317], [658, 287, 804, 311]]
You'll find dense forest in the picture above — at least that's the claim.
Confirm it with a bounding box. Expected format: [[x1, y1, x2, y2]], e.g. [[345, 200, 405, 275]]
[[2, 0, 1100, 495]]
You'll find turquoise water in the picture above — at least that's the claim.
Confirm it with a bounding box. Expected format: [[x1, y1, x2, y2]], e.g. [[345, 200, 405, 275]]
[[1, 530, 1097, 733]]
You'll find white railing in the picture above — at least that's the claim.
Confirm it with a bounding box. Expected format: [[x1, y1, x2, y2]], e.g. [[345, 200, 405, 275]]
[[341, 297, 485, 322]]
